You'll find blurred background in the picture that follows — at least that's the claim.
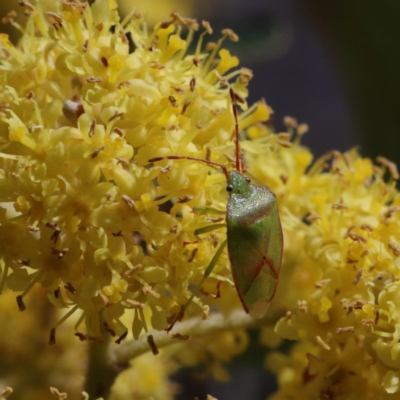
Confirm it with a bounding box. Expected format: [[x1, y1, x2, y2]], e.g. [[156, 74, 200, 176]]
[[1, 0, 399, 399]]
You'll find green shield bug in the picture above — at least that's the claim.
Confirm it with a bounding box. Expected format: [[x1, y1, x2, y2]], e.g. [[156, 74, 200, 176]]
[[149, 88, 283, 327]]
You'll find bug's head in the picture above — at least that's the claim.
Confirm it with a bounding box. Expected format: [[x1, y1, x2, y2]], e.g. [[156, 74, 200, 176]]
[[226, 170, 251, 194]]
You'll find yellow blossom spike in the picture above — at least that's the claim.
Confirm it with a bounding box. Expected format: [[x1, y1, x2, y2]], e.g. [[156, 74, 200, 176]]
[[200, 36, 227, 78], [239, 101, 271, 130], [4, 111, 38, 151], [156, 24, 175, 53], [2, 4, 400, 398], [195, 22, 213, 58], [159, 34, 187, 64], [213, 49, 239, 80], [0, 34, 13, 48]]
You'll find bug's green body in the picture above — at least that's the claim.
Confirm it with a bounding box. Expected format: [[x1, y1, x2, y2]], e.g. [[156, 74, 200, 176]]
[[226, 171, 282, 318]]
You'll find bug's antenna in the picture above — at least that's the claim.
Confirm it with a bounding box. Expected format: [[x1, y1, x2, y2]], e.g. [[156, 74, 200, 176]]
[[229, 87, 241, 173], [149, 155, 230, 180]]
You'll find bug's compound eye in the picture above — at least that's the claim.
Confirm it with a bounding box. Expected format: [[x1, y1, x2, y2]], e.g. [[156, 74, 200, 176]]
[[226, 184, 234, 192], [245, 177, 251, 183]]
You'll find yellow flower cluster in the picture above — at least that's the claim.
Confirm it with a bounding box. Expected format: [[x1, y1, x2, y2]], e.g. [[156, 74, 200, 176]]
[[2, 1, 400, 398], [0, 0, 270, 345], [245, 125, 400, 398]]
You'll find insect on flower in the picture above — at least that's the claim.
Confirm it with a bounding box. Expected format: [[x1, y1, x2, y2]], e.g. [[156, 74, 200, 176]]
[[149, 88, 283, 329]]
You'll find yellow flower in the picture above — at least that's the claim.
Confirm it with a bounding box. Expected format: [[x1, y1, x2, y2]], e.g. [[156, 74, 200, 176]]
[[246, 123, 400, 397], [0, 0, 267, 347], [2, 2, 400, 399]]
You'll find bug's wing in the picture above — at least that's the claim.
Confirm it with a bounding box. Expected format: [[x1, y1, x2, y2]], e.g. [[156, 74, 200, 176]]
[[227, 186, 283, 319]]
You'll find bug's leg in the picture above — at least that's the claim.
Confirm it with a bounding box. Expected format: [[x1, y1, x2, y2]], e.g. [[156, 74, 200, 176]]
[[193, 206, 226, 216], [166, 239, 228, 332], [194, 223, 227, 236], [193, 209, 226, 238]]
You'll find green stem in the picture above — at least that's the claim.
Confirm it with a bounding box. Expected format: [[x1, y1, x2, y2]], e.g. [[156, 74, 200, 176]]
[[84, 327, 118, 399], [111, 309, 267, 367]]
